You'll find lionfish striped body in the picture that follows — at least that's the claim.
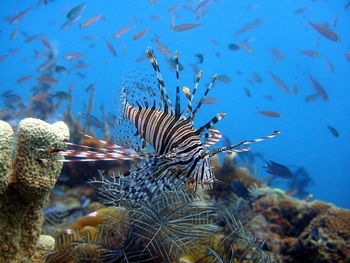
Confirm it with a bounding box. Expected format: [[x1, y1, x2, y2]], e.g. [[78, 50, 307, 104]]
[[124, 102, 213, 184], [47, 47, 280, 200]]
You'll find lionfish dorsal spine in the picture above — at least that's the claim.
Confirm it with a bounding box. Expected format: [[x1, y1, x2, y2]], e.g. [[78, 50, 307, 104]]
[[182, 86, 192, 118], [196, 113, 226, 135], [192, 74, 217, 119], [145, 47, 174, 114], [174, 51, 181, 117]]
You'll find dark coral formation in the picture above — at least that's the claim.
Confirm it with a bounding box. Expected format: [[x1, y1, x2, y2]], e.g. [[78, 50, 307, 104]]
[[208, 155, 350, 263], [0, 118, 69, 263]]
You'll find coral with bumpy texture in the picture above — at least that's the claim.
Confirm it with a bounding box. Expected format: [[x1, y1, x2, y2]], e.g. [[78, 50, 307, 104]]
[[0, 120, 13, 194], [0, 118, 69, 263]]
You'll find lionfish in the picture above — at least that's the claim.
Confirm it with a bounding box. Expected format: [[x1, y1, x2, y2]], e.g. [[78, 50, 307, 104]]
[[47, 47, 280, 200]]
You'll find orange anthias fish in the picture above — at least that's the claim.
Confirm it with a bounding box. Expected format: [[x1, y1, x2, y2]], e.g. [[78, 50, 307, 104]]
[[299, 50, 321, 58], [258, 111, 282, 118], [293, 7, 309, 15], [16, 75, 32, 83], [235, 19, 265, 35], [201, 97, 218, 104], [304, 93, 320, 103], [344, 52, 350, 62], [0, 54, 11, 62], [154, 40, 171, 57], [30, 93, 51, 101], [64, 52, 86, 60], [236, 40, 255, 54], [171, 23, 201, 32], [37, 76, 58, 84], [105, 40, 117, 56], [267, 47, 285, 63], [113, 24, 135, 39], [216, 75, 232, 83], [308, 22, 341, 42], [132, 29, 149, 40], [6, 8, 32, 24], [80, 14, 103, 28], [269, 72, 290, 94], [308, 74, 329, 101], [325, 57, 334, 73]]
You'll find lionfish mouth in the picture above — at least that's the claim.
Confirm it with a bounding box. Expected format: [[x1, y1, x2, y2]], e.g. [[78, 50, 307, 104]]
[[43, 47, 280, 200]]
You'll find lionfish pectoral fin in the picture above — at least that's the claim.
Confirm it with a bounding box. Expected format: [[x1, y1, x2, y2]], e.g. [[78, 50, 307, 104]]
[[202, 128, 222, 148], [209, 130, 280, 156], [40, 134, 158, 162]]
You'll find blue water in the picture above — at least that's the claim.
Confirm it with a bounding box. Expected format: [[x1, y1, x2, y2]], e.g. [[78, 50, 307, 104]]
[[1, 0, 349, 208]]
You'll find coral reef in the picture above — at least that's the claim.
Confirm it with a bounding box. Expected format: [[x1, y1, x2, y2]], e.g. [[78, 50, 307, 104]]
[[0, 118, 69, 263], [44, 207, 129, 263], [43, 172, 270, 263], [19, 139, 349, 263]]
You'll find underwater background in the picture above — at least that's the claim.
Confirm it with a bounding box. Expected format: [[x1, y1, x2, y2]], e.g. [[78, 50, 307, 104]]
[[1, 0, 349, 211]]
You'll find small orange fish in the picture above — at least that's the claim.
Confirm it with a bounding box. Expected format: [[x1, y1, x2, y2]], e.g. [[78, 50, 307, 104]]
[[149, 15, 161, 21], [0, 54, 11, 62], [171, 23, 201, 32], [344, 52, 350, 62], [237, 40, 255, 54], [258, 111, 282, 118], [113, 24, 135, 39], [308, 74, 329, 102], [10, 28, 19, 40], [80, 14, 103, 28], [292, 84, 299, 95], [299, 50, 320, 58], [6, 8, 32, 24], [37, 76, 58, 84], [304, 94, 320, 102], [16, 75, 32, 83], [132, 29, 149, 40], [200, 97, 218, 104], [293, 7, 309, 15], [167, 3, 183, 13], [267, 47, 285, 63], [308, 22, 341, 42], [64, 52, 85, 60], [154, 40, 171, 57], [235, 19, 264, 35], [30, 93, 51, 101], [105, 40, 117, 56], [209, 38, 220, 45], [216, 75, 231, 83], [269, 72, 290, 94], [325, 57, 334, 73]]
